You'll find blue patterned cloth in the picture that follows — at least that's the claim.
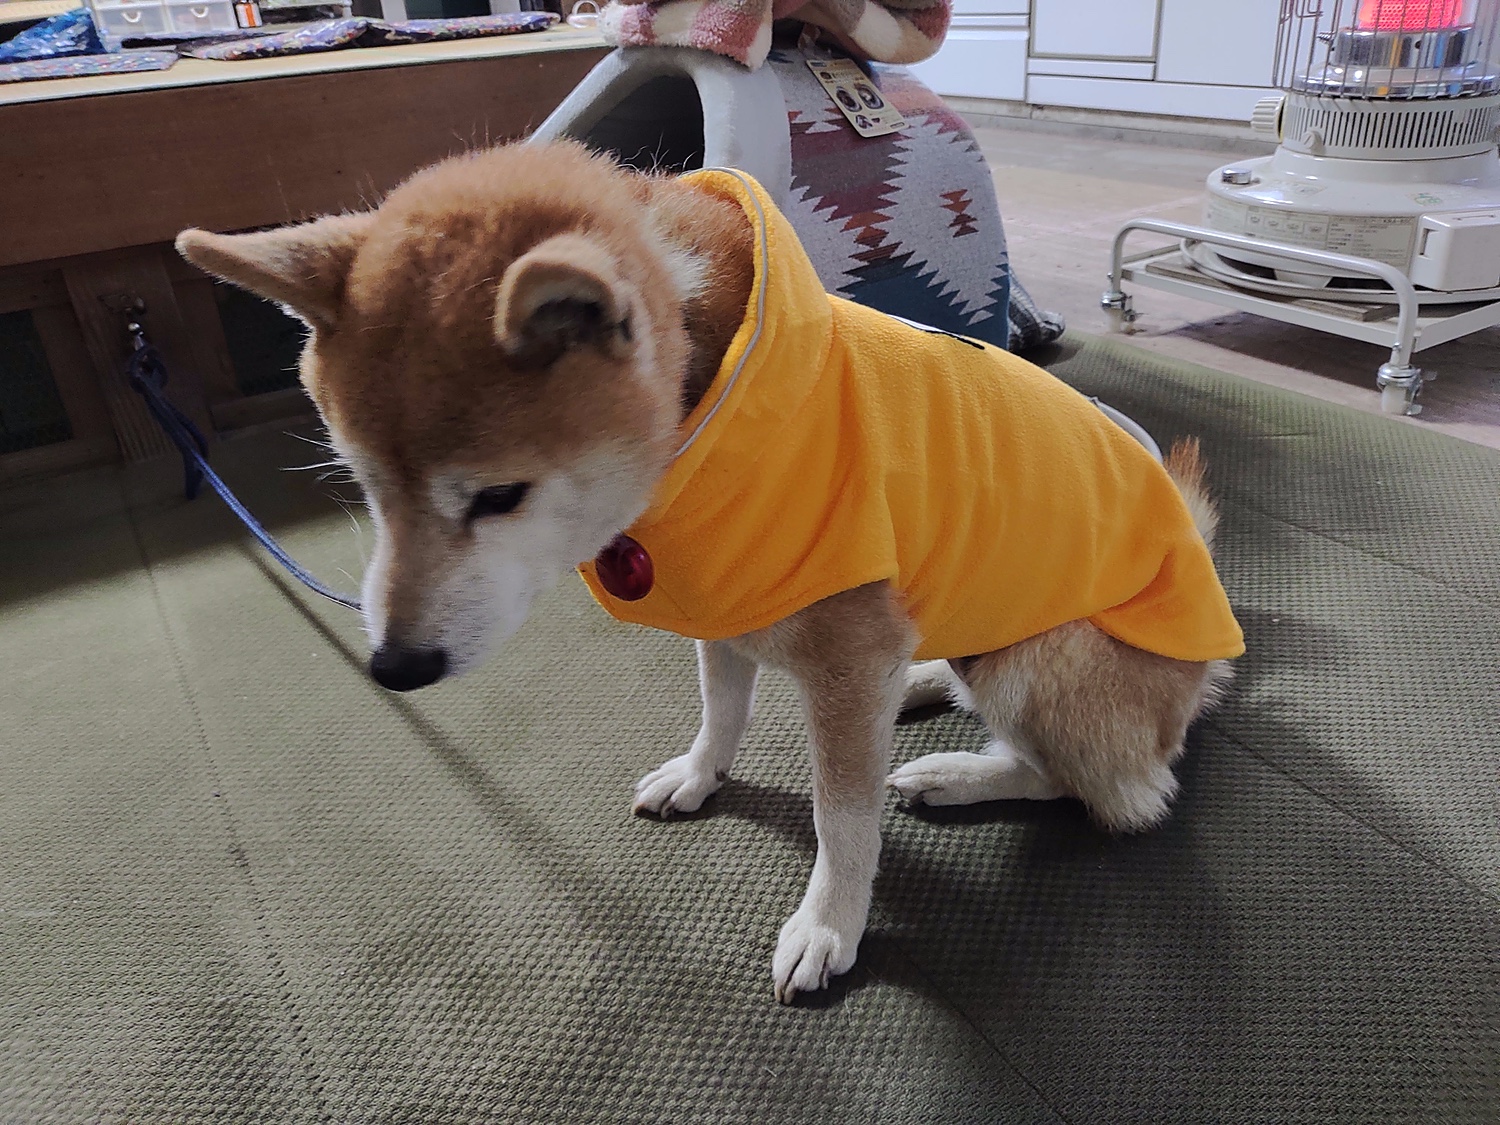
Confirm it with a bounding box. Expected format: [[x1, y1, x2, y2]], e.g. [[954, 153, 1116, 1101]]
[[0, 49, 175, 82], [182, 11, 557, 59], [0, 8, 105, 62]]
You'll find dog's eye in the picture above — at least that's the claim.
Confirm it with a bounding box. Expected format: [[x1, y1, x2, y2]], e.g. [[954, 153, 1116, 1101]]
[[466, 482, 531, 521]]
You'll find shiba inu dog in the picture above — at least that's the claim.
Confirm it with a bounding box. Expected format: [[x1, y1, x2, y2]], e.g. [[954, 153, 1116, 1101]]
[[177, 140, 1241, 1003]]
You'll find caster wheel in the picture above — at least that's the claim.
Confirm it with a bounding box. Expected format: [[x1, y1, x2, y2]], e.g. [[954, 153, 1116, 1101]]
[[1100, 292, 1137, 335], [1381, 383, 1421, 416]]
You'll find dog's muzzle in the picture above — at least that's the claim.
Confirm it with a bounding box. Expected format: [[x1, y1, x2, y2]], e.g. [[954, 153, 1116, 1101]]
[[369, 645, 448, 692]]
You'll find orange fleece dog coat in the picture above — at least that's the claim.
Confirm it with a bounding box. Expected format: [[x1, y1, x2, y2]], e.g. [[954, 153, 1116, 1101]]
[[579, 169, 1244, 664]]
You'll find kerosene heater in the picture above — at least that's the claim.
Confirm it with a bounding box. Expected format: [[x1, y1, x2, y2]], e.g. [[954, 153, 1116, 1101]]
[[1106, 0, 1500, 414]]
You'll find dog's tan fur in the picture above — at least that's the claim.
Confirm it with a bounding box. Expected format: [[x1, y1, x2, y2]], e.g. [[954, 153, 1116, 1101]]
[[178, 141, 1233, 1003]]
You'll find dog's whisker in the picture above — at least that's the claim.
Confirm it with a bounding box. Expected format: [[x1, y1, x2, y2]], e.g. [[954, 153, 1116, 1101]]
[[331, 494, 369, 528], [283, 459, 347, 473], [285, 430, 338, 453]]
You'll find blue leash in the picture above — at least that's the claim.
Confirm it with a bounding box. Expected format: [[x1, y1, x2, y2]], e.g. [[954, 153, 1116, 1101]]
[[125, 318, 363, 613], [123, 313, 1162, 620]]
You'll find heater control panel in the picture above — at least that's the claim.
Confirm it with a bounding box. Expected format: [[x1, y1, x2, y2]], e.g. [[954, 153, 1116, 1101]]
[[1206, 197, 1417, 268]]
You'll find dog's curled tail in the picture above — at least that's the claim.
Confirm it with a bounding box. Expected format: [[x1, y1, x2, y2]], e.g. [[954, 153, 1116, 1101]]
[[1163, 437, 1220, 553]]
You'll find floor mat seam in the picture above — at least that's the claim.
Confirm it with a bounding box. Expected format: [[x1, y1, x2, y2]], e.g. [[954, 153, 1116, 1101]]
[[1220, 498, 1500, 613], [1203, 716, 1500, 908], [1059, 336, 1500, 603], [1070, 333, 1500, 462], [126, 507, 334, 1123], [872, 922, 1077, 1125]]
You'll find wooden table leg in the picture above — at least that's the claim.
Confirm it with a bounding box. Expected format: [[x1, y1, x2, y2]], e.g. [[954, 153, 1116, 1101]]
[[63, 248, 216, 463]]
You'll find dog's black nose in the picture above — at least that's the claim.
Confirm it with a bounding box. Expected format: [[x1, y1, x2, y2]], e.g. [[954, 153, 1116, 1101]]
[[369, 646, 447, 692]]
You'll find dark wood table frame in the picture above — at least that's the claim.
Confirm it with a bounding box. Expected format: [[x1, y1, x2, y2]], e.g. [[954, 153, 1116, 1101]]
[[0, 35, 608, 483]]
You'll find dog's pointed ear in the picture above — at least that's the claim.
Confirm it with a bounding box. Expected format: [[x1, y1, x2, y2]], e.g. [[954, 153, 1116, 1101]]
[[175, 212, 374, 332], [494, 233, 632, 369]]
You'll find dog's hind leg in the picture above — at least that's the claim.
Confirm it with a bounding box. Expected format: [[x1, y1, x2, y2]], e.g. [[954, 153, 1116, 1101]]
[[634, 639, 758, 817], [982, 621, 1228, 833], [900, 660, 974, 712], [887, 738, 1062, 806], [892, 647, 1065, 807], [898, 620, 1228, 832]]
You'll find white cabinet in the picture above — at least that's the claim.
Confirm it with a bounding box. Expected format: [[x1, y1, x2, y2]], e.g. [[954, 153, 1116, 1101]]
[[1031, 0, 1160, 60], [951, 0, 1027, 13], [911, 0, 1281, 120], [1155, 0, 1281, 87], [908, 27, 1029, 101], [1025, 75, 1276, 120]]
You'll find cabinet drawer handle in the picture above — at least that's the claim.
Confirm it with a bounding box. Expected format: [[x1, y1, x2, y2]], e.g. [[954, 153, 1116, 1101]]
[[191, 6, 209, 14], [123, 10, 143, 21]]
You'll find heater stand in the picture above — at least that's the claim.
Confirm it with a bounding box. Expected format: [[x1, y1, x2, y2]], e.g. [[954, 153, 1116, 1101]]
[[1103, 219, 1500, 415]]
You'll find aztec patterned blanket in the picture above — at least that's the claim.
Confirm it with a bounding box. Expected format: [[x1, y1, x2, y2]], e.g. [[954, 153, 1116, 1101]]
[[769, 43, 1064, 353], [600, 0, 950, 70]]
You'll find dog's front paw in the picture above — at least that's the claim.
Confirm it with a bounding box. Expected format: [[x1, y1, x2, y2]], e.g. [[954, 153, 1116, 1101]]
[[771, 906, 859, 1004], [633, 754, 723, 818]]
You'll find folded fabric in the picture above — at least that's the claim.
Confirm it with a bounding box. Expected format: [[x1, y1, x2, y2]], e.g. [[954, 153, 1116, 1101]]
[[0, 49, 175, 82], [600, 0, 949, 70], [0, 8, 106, 62], [120, 28, 280, 47], [183, 11, 557, 59]]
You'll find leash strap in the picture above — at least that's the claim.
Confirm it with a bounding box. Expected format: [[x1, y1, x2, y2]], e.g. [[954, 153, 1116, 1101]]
[[125, 321, 362, 612]]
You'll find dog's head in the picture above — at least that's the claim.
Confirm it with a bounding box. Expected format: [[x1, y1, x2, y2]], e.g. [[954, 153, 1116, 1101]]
[[178, 143, 697, 689]]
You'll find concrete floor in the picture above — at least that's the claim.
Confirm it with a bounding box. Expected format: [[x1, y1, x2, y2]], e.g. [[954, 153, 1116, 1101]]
[[971, 122, 1500, 450]]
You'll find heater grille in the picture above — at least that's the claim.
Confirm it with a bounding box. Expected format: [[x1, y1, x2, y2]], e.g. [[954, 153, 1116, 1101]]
[[1281, 91, 1500, 155], [1277, 0, 1500, 99]]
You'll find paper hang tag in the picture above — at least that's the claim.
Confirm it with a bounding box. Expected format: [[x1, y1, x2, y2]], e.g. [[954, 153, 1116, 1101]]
[[806, 58, 906, 139]]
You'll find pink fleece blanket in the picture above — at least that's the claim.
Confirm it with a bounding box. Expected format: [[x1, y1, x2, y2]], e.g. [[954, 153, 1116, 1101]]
[[600, 0, 950, 70]]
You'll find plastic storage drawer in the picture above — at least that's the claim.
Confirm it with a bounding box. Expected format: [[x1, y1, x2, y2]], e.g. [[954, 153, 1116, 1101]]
[[92, 2, 170, 38], [166, 0, 239, 32]]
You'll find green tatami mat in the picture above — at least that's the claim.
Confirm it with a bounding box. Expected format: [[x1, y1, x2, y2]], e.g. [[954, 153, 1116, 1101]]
[[2, 333, 1496, 1123]]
